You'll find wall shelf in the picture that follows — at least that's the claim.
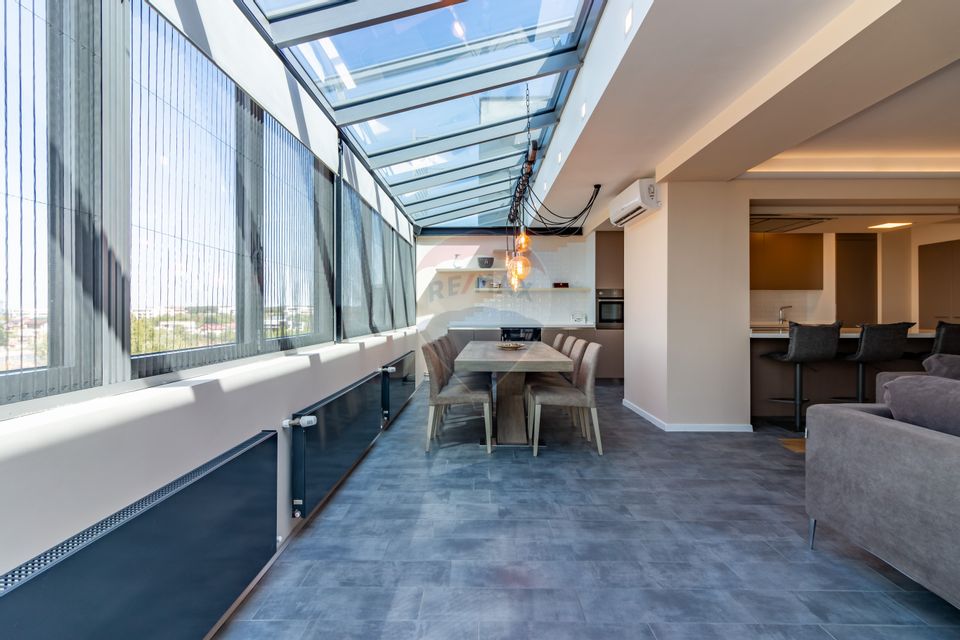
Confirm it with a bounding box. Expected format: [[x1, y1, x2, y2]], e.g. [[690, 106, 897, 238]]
[[474, 287, 592, 293]]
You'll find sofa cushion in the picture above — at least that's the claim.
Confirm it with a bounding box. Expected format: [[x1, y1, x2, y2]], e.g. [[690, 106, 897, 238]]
[[885, 375, 960, 437], [923, 354, 960, 380]]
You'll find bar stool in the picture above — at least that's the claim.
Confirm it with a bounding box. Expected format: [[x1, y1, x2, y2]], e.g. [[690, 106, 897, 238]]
[[842, 322, 915, 403], [932, 320, 960, 356], [764, 322, 841, 431]]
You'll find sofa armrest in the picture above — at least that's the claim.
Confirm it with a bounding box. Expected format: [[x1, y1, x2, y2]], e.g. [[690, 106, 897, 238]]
[[806, 404, 960, 607], [876, 371, 926, 390]]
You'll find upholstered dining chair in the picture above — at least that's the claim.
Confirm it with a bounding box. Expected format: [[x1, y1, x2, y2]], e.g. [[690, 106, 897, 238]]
[[435, 336, 488, 387], [560, 335, 577, 357], [527, 342, 603, 457], [551, 333, 566, 350], [421, 342, 493, 454]]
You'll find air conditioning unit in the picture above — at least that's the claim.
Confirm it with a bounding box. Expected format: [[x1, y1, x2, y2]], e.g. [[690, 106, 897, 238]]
[[609, 179, 661, 227]]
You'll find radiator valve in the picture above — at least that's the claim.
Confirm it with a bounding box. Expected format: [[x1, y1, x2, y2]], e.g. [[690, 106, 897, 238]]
[[282, 415, 318, 429]]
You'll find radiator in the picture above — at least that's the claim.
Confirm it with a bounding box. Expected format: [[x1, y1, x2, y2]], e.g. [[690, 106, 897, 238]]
[[383, 350, 416, 428], [290, 352, 418, 519], [0, 430, 278, 640]]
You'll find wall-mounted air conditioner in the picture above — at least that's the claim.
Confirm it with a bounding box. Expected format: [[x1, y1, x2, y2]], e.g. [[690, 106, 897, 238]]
[[609, 179, 661, 227]]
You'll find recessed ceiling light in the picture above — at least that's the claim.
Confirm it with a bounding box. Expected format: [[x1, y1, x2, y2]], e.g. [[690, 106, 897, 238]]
[[624, 6, 633, 34], [580, 102, 586, 118], [868, 222, 913, 230]]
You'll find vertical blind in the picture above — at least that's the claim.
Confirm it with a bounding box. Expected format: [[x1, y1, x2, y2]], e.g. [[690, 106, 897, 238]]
[[0, 0, 415, 407], [1, 0, 103, 404], [131, 3, 239, 360], [341, 183, 415, 339]]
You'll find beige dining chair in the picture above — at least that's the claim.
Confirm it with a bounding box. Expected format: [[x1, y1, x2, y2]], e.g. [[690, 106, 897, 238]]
[[551, 333, 566, 350], [421, 342, 493, 454], [435, 336, 488, 387], [560, 335, 577, 356], [525, 338, 590, 438], [527, 342, 603, 457]]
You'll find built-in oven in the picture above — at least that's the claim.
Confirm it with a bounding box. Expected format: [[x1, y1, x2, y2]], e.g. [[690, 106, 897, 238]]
[[596, 289, 624, 329]]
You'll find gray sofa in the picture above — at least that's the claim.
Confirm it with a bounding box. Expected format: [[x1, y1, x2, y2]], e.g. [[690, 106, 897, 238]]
[[806, 379, 960, 609]]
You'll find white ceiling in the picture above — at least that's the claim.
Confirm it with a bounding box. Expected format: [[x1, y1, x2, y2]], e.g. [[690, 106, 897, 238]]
[[537, 0, 856, 219], [750, 59, 960, 173]]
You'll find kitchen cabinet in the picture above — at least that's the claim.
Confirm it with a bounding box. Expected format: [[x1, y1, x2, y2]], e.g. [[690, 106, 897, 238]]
[[836, 234, 877, 326], [595, 231, 624, 289], [750, 233, 823, 290], [919, 239, 960, 330]]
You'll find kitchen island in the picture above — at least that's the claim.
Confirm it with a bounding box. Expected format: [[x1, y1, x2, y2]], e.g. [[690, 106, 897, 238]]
[[750, 328, 935, 421]]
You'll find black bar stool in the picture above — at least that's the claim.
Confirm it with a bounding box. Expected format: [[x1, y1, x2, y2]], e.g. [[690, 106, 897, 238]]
[[932, 320, 960, 356], [764, 321, 842, 431], [841, 322, 915, 403]]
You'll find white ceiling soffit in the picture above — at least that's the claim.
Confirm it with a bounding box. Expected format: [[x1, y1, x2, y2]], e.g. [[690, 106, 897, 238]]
[[533, 0, 960, 228], [747, 58, 960, 178]]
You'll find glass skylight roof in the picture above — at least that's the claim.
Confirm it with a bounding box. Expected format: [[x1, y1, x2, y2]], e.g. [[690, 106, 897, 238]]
[[347, 74, 559, 154], [378, 128, 543, 185], [256, 0, 340, 19], [245, 0, 603, 228], [398, 169, 517, 204], [291, 0, 585, 106]]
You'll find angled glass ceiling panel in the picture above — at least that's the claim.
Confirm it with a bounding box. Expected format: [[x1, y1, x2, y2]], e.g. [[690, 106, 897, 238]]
[[378, 127, 543, 185], [256, 0, 341, 19], [427, 208, 511, 228], [348, 73, 560, 154], [398, 168, 516, 204], [411, 189, 514, 220], [290, 0, 585, 106]]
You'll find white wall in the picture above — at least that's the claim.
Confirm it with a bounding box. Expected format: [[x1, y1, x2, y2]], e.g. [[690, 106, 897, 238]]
[[622, 203, 669, 421], [0, 331, 418, 574], [750, 234, 837, 324], [622, 178, 960, 431], [415, 234, 597, 334]]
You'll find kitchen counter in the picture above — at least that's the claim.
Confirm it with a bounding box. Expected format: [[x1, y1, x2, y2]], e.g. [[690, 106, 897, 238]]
[[750, 329, 935, 339], [449, 323, 596, 330]]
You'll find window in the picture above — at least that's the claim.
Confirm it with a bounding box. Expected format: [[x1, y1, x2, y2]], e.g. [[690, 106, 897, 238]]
[[0, 0, 415, 408], [130, 4, 239, 362], [340, 183, 414, 339], [262, 114, 334, 346], [1, 1, 103, 403]]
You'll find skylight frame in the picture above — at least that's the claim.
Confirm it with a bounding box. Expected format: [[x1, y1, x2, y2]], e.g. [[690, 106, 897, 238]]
[[237, 0, 606, 229]]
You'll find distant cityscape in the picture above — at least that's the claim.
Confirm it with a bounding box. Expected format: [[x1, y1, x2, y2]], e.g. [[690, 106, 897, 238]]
[[1, 305, 315, 372]]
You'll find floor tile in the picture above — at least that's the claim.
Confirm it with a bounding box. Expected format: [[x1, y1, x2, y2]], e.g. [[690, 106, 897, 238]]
[[217, 384, 957, 638]]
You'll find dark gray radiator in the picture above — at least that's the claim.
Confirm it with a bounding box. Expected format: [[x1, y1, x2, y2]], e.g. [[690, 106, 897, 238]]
[[0, 430, 278, 640], [383, 350, 416, 427], [291, 351, 417, 518]]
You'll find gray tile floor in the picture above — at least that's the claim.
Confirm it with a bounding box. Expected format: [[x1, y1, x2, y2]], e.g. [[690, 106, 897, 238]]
[[219, 383, 960, 640]]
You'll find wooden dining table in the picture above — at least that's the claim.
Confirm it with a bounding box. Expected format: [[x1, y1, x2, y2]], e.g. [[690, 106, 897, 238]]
[[455, 341, 573, 445]]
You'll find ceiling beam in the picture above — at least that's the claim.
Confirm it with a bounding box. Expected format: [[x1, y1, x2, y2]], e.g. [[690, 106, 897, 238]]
[[369, 112, 557, 170], [392, 155, 521, 195], [335, 51, 580, 125], [270, 1, 464, 48], [656, 0, 960, 181]]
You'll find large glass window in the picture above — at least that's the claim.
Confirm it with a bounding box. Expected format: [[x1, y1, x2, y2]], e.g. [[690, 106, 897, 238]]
[[291, 0, 584, 106], [262, 115, 334, 344], [1, 1, 103, 403], [130, 4, 239, 359], [0, 0, 415, 408], [341, 183, 414, 339], [348, 74, 560, 154]]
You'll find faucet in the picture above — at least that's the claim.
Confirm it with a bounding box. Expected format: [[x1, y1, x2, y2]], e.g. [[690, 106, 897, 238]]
[[778, 305, 793, 326]]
